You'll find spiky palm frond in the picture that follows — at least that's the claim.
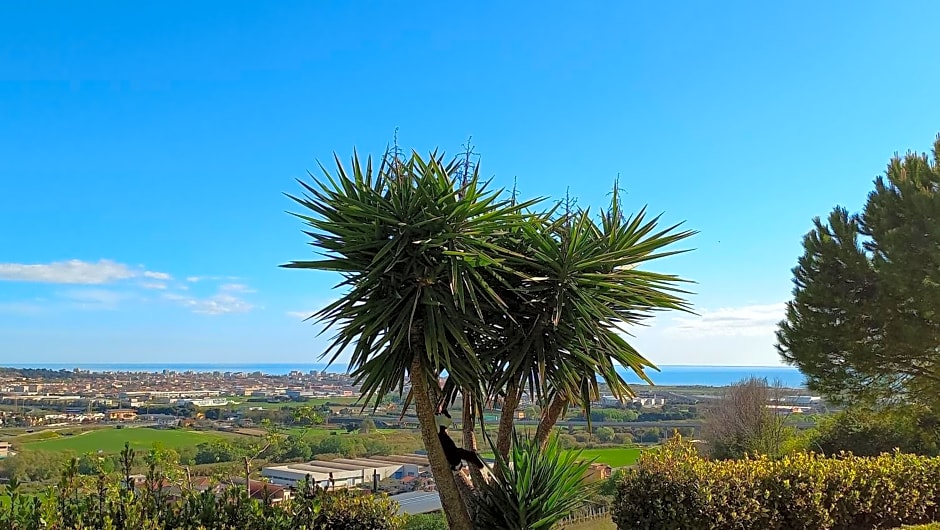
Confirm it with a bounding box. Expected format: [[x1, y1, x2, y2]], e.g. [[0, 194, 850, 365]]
[[474, 431, 596, 530], [283, 151, 538, 405], [481, 187, 696, 409]]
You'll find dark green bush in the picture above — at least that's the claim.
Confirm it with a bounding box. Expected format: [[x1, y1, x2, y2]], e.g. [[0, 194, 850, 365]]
[[614, 436, 940, 530], [809, 405, 940, 457]]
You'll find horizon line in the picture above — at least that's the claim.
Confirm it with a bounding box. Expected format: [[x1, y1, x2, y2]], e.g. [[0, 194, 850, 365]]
[[1, 362, 796, 369]]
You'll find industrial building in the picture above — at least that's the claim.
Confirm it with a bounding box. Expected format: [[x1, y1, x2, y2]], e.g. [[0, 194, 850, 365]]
[[262, 454, 431, 490]]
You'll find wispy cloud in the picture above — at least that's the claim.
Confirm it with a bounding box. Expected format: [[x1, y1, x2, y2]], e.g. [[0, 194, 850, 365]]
[[666, 303, 786, 337], [286, 298, 338, 321], [220, 283, 255, 293], [164, 290, 254, 315], [1, 259, 252, 316], [58, 289, 130, 310], [186, 275, 239, 283], [0, 259, 170, 285]]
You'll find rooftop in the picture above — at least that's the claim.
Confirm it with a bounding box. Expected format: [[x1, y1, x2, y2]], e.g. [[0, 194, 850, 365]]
[[391, 491, 442, 515]]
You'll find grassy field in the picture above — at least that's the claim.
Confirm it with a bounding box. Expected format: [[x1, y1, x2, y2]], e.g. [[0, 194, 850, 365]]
[[18, 427, 240, 454], [480, 446, 645, 468], [576, 447, 644, 467]]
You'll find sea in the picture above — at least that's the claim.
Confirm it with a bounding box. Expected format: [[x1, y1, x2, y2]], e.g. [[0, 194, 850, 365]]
[[2, 363, 807, 388]]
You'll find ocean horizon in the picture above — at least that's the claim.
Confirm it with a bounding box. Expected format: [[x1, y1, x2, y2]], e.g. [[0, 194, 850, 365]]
[[2, 362, 807, 388]]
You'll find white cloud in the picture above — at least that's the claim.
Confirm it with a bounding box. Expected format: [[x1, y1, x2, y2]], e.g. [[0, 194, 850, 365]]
[[287, 310, 315, 319], [183, 294, 253, 315], [667, 303, 786, 338], [0, 259, 254, 316], [0, 259, 175, 286], [0, 259, 137, 284], [163, 290, 254, 315]]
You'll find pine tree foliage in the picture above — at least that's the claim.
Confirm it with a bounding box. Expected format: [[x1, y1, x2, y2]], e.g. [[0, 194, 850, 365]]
[[777, 135, 940, 406]]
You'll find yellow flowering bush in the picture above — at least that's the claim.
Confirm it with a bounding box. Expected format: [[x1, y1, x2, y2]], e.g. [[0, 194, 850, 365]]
[[614, 436, 940, 530]]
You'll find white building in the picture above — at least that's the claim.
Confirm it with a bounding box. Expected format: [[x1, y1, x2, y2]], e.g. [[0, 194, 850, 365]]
[[262, 454, 429, 490], [781, 395, 822, 406], [182, 398, 229, 407]]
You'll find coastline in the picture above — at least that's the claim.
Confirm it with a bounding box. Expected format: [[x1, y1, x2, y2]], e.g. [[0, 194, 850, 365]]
[[0, 363, 806, 388]]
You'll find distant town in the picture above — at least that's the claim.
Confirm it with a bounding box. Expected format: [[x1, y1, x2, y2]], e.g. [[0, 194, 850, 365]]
[[0, 365, 827, 515], [0, 366, 359, 427]]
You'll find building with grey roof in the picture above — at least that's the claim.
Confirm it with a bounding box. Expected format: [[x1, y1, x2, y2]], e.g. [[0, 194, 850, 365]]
[[261, 454, 430, 490]]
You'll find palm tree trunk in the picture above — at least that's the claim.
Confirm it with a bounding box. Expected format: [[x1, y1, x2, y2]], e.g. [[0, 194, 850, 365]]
[[462, 393, 486, 488], [411, 357, 473, 530], [535, 394, 567, 448], [461, 392, 477, 452], [495, 379, 522, 467]]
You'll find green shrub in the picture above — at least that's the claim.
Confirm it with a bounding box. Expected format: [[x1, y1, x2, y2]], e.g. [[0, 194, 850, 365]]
[[402, 512, 448, 530], [475, 432, 597, 530], [0, 464, 403, 530], [614, 436, 940, 530], [809, 405, 940, 457]]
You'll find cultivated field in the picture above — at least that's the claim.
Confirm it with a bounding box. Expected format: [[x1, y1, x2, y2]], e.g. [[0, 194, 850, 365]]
[[18, 427, 241, 454]]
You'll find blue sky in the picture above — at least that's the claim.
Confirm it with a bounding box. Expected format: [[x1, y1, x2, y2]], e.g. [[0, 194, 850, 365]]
[[2, 1, 939, 367]]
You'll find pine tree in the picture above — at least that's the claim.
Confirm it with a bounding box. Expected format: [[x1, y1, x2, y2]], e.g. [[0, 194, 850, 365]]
[[777, 135, 940, 407]]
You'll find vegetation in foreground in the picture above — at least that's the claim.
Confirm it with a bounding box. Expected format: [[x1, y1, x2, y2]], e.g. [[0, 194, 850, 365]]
[[474, 433, 597, 530], [614, 436, 940, 530], [0, 431, 600, 530], [0, 457, 402, 530]]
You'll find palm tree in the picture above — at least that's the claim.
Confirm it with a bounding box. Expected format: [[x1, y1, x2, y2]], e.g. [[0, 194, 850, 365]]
[[477, 186, 695, 461], [285, 149, 695, 528], [283, 150, 534, 530]]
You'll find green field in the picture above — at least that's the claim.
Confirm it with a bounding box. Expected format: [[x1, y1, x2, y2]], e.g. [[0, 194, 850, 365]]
[[481, 446, 645, 468], [19, 427, 239, 454], [575, 447, 643, 467]]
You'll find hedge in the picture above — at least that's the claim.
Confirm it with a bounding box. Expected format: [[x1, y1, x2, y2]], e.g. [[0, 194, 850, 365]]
[[614, 436, 940, 530]]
